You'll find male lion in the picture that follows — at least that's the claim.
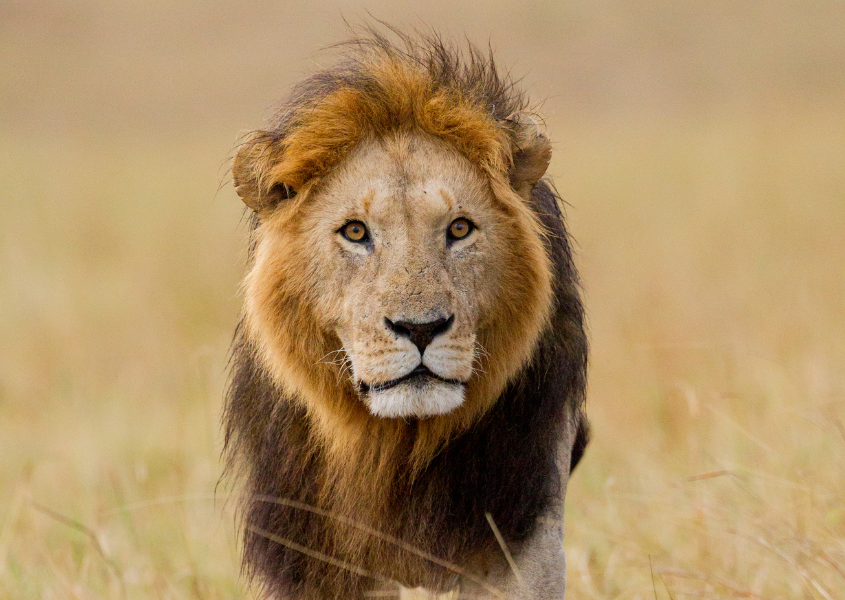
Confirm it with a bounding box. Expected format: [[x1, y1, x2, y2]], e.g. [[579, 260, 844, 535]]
[[224, 30, 589, 600]]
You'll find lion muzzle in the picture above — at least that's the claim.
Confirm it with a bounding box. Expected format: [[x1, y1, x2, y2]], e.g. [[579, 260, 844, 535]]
[[356, 314, 470, 419]]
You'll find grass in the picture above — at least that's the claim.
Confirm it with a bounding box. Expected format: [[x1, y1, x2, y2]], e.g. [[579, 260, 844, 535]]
[[559, 110, 845, 599], [1, 2, 844, 598]]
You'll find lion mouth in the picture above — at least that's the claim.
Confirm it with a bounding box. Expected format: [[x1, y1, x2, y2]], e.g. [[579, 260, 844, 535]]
[[359, 365, 465, 395]]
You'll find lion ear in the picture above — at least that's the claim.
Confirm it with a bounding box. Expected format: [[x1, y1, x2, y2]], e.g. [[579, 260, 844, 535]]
[[232, 132, 296, 212], [506, 112, 552, 199]]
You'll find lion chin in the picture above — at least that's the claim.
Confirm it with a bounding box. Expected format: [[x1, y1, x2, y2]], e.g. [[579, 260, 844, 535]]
[[362, 376, 466, 419]]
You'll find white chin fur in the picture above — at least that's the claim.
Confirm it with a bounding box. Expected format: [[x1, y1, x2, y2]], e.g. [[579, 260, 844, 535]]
[[365, 379, 465, 419]]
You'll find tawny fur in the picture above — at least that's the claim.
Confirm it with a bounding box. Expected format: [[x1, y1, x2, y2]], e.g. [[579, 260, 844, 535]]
[[224, 28, 588, 599]]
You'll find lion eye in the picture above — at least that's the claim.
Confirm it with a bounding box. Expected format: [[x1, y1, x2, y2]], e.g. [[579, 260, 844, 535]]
[[341, 221, 369, 242], [448, 218, 474, 241]]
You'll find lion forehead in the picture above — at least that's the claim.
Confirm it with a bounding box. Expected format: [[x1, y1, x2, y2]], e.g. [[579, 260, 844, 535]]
[[314, 132, 493, 224]]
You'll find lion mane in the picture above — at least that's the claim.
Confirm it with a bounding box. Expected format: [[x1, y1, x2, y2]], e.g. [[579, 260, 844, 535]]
[[224, 29, 589, 599]]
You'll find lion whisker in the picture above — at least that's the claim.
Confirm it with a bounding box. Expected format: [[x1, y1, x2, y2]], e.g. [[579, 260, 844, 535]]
[[470, 342, 491, 376], [315, 348, 359, 384], [468, 364, 487, 377], [473, 341, 490, 361], [316, 349, 348, 365], [338, 359, 355, 381]]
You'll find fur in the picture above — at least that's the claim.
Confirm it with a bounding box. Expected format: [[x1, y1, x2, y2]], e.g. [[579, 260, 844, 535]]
[[224, 29, 588, 599]]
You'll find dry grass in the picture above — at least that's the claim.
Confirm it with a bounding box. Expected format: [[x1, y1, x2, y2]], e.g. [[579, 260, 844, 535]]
[[1, 1, 843, 598], [560, 110, 845, 599]]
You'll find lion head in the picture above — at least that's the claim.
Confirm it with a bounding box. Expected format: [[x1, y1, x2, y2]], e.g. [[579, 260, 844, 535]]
[[232, 37, 557, 458]]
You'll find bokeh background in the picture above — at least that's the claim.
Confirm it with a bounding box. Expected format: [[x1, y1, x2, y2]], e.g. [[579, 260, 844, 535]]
[[1, 1, 843, 598]]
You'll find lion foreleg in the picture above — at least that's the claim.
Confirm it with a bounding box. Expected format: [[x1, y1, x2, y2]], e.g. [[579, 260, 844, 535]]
[[495, 513, 567, 600]]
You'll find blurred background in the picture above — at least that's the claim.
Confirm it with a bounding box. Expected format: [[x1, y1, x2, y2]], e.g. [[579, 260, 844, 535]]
[[1, 1, 843, 598]]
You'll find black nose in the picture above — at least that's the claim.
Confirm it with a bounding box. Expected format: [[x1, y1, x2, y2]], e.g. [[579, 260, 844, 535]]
[[385, 315, 454, 355]]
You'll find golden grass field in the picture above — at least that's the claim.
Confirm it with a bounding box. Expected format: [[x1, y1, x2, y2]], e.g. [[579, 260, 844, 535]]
[[1, 1, 843, 598]]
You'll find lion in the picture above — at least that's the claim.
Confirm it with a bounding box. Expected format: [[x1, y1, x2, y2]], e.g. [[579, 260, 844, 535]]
[[224, 29, 589, 600]]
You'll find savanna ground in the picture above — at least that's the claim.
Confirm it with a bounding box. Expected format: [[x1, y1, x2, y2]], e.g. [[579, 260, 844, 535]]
[[1, 2, 843, 599]]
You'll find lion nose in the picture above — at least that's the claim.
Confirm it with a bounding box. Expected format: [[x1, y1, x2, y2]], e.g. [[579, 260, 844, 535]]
[[385, 315, 454, 355]]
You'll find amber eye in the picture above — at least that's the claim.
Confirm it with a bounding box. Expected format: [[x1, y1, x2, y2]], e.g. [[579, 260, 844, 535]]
[[341, 221, 369, 242], [448, 218, 475, 241]]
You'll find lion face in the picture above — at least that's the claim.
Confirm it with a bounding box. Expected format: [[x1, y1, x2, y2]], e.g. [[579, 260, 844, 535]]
[[243, 130, 553, 424], [317, 134, 503, 417]]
